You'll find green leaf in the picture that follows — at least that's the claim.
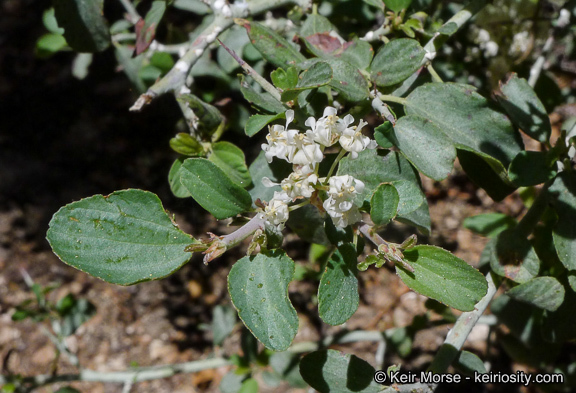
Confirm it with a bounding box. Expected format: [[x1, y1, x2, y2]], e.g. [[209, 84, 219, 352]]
[[298, 57, 370, 102], [338, 39, 374, 71], [507, 276, 565, 312], [541, 289, 576, 342], [43, 8, 65, 34], [53, 0, 110, 52], [457, 149, 517, 201], [508, 150, 556, 187], [483, 229, 540, 283], [549, 171, 576, 270], [72, 53, 93, 80], [179, 158, 253, 219], [392, 115, 456, 180], [245, 113, 285, 137], [397, 201, 431, 236], [209, 142, 252, 188], [219, 371, 245, 393], [463, 213, 516, 238], [397, 245, 488, 311], [247, 151, 292, 205], [271, 67, 298, 90], [438, 22, 458, 36], [150, 52, 174, 74], [385, 0, 413, 13], [371, 38, 424, 87], [134, 0, 166, 55], [228, 250, 298, 351], [213, 305, 237, 346], [497, 73, 551, 143], [299, 350, 383, 393], [374, 122, 395, 149], [238, 378, 258, 393], [300, 14, 334, 37], [391, 179, 424, 216], [568, 271, 576, 292], [169, 133, 203, 156], [114, 46, 146, 92], [455, 351, 487, 375], [177, 93, 224, 137], [46, 189, 194, 285], [239, 75, 285, 114], [318, 244, 359, 326], [363, 0, 384, 10], [370, 183, 399, 225], [405, 83, 523, 175], [168, 158, 192, 198], [173, 0, 210, 14], [36, 33, 67, 57], [281, 62, 333, 102], [270, 352, 307, 388], [244, 21, 305, 69]]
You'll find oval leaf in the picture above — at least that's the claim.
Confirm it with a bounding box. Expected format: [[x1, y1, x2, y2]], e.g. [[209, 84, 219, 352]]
[[370, 38, 424, 87], [463, 213, 516, 238], [228, 250, 298, 351], [240, 75, 286, 114], [245, 113, 285, 137], [318, 244, 359, 326], [370, 183, 399, 225], [209, 141, 252, 188], [281, 61, 333, 102], [299, 350, 382, 393], [507, 276, 565, 312], [508, 150, 556, 187], [497, 73, 551, 143], [397, 245, 488, 311], [53, 0, 111, 53], [393, 115, 456, 181], [455, 350, 487, 375], [549, 171, 576, 270], [180, 158, 253, 219], [47, 189, 194, 285], [244, 21, 305, 69], [168, 158, 192, 198], [484, 229, 540, 283], [177, 94, 224, 137], [405, 83, 523, 168]]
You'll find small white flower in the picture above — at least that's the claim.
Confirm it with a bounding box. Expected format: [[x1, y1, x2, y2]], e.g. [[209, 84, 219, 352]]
[[509, 31, 530, 57], [285, 131, 323, 166], [323, 175, 365, 228], [557, 9, 570, 28], [476, 29, 491, 44], [261, 166, 318, 199], [338, 119, 378, 159], [260, 191, 291, 229], [281, 165, 318, 199], [483, 41, 499, 57], [305, 106, 340, 147], [261, 110, 296, 163]]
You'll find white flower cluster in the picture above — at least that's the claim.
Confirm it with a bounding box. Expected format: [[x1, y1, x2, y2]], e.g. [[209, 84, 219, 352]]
[[259, 108, 375, 230], [475, 28, 498, 58]]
